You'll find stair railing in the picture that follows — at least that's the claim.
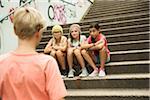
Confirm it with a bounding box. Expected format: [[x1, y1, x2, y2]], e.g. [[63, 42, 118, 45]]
[[0, 0, 32, 23]]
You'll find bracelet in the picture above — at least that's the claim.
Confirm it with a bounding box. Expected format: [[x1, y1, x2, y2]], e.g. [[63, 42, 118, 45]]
[[93, 43, 95, 46]]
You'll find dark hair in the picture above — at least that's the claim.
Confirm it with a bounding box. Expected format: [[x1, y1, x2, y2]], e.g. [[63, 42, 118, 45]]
[[89, 23, 100, 30], [89, 23, 100, 43]]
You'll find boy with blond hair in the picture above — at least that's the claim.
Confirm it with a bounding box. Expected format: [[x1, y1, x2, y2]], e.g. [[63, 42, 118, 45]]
[[0, 7, 67, 100]]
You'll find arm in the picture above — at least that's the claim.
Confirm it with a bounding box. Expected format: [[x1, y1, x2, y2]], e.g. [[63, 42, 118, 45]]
[[81, 41, 94, 49], [89, 39, 104, 50], [44, 39, 53, 53], [52, 37, 68, 52]]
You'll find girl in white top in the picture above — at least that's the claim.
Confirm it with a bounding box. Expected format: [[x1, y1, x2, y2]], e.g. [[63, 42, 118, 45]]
[[67, 24, 88, 78], [44, 25, 68, 77]]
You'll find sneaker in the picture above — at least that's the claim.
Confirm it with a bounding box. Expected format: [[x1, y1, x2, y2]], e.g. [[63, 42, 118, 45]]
[[61, 75, 66, 79], [61, 69, 67, 78], [79, 67, 89, 77], [99, 69, 106, 77], [68, 69, 75, 78], [89, 68, 99, 77]]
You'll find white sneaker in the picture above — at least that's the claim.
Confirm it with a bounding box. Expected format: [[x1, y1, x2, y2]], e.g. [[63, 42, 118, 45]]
[[61, 75, 66, 79], [89, 69, 99, 77], [68, 69, 75, 78], [99, 69, 106, 77], [79, 67, 89, 77]]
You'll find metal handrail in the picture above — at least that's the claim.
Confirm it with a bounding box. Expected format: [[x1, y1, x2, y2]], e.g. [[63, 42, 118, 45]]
[[60, 0, 75, 6], [0, 0, 32, 23], [87, 0, 94, 4]]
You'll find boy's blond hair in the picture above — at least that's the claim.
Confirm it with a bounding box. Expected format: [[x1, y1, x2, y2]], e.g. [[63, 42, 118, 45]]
[[13, 7, 46, 39]]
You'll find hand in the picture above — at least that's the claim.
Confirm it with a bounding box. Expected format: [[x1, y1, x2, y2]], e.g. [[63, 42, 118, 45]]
[[76, 46, 81, 50], [52, 46, 59, 50]]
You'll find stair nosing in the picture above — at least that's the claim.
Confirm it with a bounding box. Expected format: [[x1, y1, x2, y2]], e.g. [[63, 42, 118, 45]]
[[106, 60, 150, 66], [67, 88, 150, 97]]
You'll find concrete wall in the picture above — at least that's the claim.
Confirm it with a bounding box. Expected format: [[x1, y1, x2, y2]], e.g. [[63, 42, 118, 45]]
[[0, 0, 92, 54]]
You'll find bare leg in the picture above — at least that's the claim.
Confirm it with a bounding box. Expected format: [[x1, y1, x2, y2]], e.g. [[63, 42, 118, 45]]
[[81, 49, 97, 70], [99, 47, 107, 69], [56, 50, 66, 70], [67, 48, 74, 70], [50, 49, 56, 58], [74, 49, 85, 68]]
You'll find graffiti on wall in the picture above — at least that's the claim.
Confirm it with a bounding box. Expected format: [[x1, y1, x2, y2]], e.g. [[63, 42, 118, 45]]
[[47, 3, 76, 24], [0, 0, 35, 23], [0, 0, 4, 8]]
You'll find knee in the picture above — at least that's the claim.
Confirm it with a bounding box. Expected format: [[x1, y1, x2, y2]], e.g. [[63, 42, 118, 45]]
[[81, 49, 87, 55], [74, 49, 81, 56], [56, 50, 63, 56], [67, 49, 74, 55], [50, 51, 56, 57]]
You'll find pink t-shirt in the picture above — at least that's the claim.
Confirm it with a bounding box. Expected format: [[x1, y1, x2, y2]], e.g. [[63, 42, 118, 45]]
[[0, 52, 67, 100], [87, 33, 110, 56]]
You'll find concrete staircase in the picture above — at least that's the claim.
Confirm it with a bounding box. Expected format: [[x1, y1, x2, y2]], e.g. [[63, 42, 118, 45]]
[[36, 0, 150, 99]]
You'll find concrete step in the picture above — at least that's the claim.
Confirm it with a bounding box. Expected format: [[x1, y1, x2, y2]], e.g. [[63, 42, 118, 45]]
[[101, 24, 149, 35], [84, 9, 148, 20], [66, 89, 150, 100], [41, 27, 149, 43], [81, 12, 149, 25], [105, 60, 150, 74], [91, 0, 148, 9], [110, 49, 150, 62], [88, 0, 148, 14], [86, 6, 149, 19], [64, 73, 150, 89], [106, 31, 149, 43], [45, 12, 149, 32], [43, 17, 149, 37], [109, 40, 150, 52]]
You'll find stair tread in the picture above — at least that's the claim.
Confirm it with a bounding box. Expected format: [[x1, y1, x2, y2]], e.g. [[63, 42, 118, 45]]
[[67, 89, 150, 96], [64, 73, 150, 81], [106, 60, 150, 66]]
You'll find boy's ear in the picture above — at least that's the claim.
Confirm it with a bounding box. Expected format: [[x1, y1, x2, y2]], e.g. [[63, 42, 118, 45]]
[[35, 31, 40, 38], [14, 26, 16, 33]]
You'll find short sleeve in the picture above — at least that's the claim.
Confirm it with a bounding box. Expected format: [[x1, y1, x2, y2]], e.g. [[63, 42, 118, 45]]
[[80, 35, 86, 43], [45, 58, 67, 100], [87, 36, 92, 44]]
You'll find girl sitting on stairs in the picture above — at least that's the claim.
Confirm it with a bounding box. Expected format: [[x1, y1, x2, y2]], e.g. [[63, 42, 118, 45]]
[[67, 24, 89, 78], [81, 23, 110, 77], [44, 25, 68, 78]]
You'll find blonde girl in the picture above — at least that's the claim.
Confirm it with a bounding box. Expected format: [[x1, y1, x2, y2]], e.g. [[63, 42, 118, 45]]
[[44, 25, 68, 77]]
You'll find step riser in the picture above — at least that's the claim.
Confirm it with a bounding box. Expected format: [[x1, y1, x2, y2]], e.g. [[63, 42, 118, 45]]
[[109, 42, 149, 52], [110, 52, 149, 62], [90, 1, 148, 11], [66, 96, 149, 100], [45, 13, 149, 31], [105, 64, 149, 75], [107, 33, 149, 43], [87, 7, 149, 17], [64, 78, 149, 89], [103, 26, 149, 35], [89, 2, 149, 14], [84, 10, 149, 20], [89, 4, 149, 15]]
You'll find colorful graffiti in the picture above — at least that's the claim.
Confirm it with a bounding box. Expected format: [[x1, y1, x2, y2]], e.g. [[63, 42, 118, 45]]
[[47, 3, 76, 24], [48, 4, 66, 24]]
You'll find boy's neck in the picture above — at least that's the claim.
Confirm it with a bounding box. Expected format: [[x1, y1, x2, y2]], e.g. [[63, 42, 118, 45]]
[[15, 39, 37, 54]]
